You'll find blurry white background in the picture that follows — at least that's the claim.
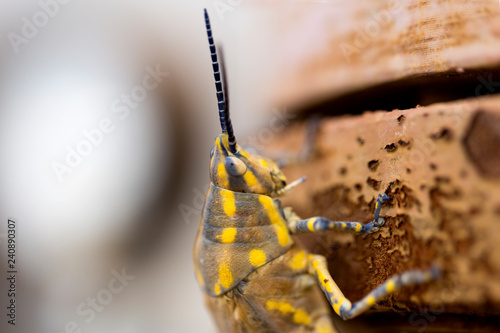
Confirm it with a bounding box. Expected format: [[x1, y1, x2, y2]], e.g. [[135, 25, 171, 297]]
[[0, 1, 275, 332]]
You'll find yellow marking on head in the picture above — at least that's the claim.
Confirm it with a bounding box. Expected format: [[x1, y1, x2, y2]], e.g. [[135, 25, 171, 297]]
[[249, 249, 266, 266], [311, 259, 319, 269], [386, 280, 396, 293], [214, 284, 220, 294], [243, 169, 259, 187], [333, 297, 345, 314], [259, 159, 269, 168], [218, 228, 236, 243], [215, 137, 220, 147], [259, 196, 291, 247], [221, 190, 236, 216], [367, 296, 376, 306], [218, 262, 233, 289], [293, 309, 311, 325], [290, 250, 306, 270], [217, 163, 229, 188], [355, 223, 362, 232], [307, 218, 316, 232]]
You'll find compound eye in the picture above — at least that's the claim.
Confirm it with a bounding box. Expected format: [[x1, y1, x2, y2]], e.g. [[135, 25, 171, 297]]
[[210, 147, 215, 158], [224, 156, 247, 177]]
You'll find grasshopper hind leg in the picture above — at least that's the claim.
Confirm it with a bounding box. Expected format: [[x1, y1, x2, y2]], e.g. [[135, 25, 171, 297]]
[[307, 254, 441, 321]]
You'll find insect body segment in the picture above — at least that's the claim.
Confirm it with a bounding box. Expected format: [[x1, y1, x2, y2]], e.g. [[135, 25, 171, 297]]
[[194, 9, 440, 333], [194, 183, 292, 297]]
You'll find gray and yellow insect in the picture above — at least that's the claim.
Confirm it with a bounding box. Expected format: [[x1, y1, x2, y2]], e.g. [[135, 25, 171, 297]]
[[193, 9, 440, 333]]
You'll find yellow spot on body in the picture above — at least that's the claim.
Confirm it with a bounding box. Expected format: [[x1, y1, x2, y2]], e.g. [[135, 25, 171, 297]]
[[266, 300, 310, 325], [217, 163, 229, 188], [293, 309, 311, 325], [278, 302, 294, 314], [249, 249, 266, 266], [386, 280, 396, 293], [274, 225, 289, 247], [355, 223, 362, 232], [259, 196, 291, 247], [290, 250, 306, 270], [333, 297, 345, 314], [259, 159, 268, 168], [266, 300, 277, 310], [214, 284, 221, 294], [218, 262, 233, 289], [219, 228, 236, 243], [341, 222, 346, 229], [221, 190, 236, 216], [367, 296, 376, 306], [243, 170, 259, 187]]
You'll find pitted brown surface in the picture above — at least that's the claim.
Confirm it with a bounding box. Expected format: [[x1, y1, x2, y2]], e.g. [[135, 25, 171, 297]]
[[269, 95, 500, 319]]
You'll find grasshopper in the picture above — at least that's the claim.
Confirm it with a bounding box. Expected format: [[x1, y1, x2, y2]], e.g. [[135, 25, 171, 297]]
[[193, 9, 440, 333]]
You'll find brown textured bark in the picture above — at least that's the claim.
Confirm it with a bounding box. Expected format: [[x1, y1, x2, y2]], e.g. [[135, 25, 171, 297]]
[[252, 0, 500, 112], [268, 95, 500, 332]]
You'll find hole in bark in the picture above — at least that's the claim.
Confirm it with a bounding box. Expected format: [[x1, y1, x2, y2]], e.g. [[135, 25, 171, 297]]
[[384, 143, 397, 152], [398, 139, 411, 147], [368, 160, 380, 171], [430, 127, 453, 141], [366, 177, 381, 190]]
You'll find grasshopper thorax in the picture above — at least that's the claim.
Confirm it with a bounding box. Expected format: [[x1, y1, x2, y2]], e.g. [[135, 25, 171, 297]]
[[209, 134, 287, 196]]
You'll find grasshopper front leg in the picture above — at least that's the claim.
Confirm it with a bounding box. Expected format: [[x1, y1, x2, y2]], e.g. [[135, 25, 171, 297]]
[[287, 193, 390, 234]]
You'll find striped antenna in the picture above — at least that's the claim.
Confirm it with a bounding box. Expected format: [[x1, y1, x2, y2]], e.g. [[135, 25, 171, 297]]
[[204, 8, 237, 153]]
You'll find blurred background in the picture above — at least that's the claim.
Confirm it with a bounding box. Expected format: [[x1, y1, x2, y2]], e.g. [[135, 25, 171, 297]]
[[1, 0, 500, 332], [0, 1, 274, 332]]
